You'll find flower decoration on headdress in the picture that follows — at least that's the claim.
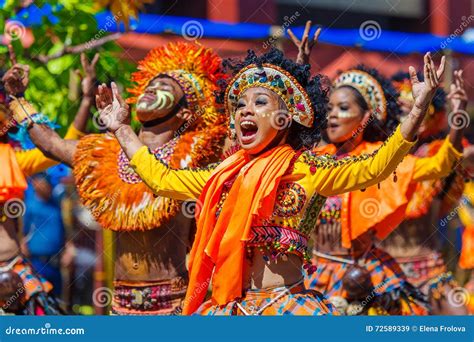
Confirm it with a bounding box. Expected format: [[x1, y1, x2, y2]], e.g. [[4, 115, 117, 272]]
[[128, 42, 226, 129], [334, 70, 387, 122], [225, 63, 314, 128]]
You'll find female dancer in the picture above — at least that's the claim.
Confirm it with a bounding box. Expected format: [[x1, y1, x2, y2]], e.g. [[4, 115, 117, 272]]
[[379, 70, 469, 314], [97, 48, 445, 315], [305, 65, 464, 315]]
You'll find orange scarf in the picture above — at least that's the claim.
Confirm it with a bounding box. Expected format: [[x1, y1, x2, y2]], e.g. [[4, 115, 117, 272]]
[[316, 141, 417, 248], [183, 144, 296, 315], [0, 143, 27, 202]]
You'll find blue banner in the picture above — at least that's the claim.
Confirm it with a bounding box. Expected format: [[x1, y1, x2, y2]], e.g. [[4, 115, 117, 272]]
[[10, 4, 474, 56], [0, 316, 472, 342]]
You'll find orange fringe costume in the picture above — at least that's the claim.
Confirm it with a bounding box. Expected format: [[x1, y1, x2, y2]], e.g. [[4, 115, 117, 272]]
[[72, 42, 227, 314]]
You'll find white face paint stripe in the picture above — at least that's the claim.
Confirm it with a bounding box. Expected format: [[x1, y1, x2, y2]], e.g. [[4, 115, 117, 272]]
[[137, 90, 175, 111], [336, 110, 359, 118]]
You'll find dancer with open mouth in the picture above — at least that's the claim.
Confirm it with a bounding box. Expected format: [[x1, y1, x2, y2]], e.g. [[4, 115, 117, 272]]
[[98, 48, 445, 316], [5, 42, 227, 315]]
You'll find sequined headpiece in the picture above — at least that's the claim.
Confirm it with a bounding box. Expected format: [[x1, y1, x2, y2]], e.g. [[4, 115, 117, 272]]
[[225, 63, 314, 128], [128, 42, 226, 128], [334, 70, 387, 122]]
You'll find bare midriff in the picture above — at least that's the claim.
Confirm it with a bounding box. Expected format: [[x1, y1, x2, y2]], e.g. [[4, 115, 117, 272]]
[[379, 215, 441, 258], [243, 249, 303, 290], [0, 219, 21, 262], [312, 222, 374, 258], [114, 213, 192, 282]]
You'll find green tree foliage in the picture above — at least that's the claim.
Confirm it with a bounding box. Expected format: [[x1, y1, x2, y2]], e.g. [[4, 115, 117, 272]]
[[1, 0, 135, 134]]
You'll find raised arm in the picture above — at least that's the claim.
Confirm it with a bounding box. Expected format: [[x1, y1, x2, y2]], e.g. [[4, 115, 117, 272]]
[[287, 20, 321, 66], [306, 124, 415, 197], [308, 52, 446, 197], [4, 53, 99, 168], [413, 69, 467, 181], [96, 82, 213, 200]]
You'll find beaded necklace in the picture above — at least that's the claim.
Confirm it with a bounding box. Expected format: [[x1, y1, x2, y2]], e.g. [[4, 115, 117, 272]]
[[117, 136, 179, 184]]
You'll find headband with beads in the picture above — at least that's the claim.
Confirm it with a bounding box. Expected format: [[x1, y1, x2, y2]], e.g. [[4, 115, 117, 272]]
[[225, 64, 314, 128], [334, 70, 387, 122]]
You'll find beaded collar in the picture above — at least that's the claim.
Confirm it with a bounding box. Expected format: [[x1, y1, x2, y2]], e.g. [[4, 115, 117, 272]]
[[225, 63, 314, 128], [117, 137, 179, 184]]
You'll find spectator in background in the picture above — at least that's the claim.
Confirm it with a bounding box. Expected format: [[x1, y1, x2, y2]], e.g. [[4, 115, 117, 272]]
[[22, 164, 69, 296]]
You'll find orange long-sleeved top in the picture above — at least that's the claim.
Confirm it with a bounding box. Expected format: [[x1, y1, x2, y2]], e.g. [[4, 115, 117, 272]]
[[314, 135, 463, 248]]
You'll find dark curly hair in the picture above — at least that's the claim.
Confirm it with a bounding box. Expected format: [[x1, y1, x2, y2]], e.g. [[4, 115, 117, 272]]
[[391, 71, 446, 113], [336, 65, 401, 143], [216, 48, 329, 151]]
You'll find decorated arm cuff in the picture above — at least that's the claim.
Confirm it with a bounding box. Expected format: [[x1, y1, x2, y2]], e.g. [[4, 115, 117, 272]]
[[8, 97, 38, 127]]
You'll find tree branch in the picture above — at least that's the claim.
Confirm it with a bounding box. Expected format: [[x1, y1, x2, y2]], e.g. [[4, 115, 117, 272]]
[[31, 32, 122, 63]]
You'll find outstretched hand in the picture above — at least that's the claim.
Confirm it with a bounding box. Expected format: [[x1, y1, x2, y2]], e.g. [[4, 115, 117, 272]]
[[78, 52, 99, 98], [2, 45, 29, 96], [447, 69, 467, 113], [96, 82, 130, 132], [409, 52, 446, 111], [287, 20, 321, 65]]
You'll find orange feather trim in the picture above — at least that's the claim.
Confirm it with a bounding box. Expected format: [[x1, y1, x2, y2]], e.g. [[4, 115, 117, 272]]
[[73, 127, 226, 232]]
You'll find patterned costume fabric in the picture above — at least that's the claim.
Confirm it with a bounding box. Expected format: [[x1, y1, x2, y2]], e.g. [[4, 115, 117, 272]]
[[112, 276, 188, 315], [304, 248, 428, 315], [130, 125, 417, 314], [72, 42, 227, 315], [196, 282, 336, 316], [0, 257, 62, 315]]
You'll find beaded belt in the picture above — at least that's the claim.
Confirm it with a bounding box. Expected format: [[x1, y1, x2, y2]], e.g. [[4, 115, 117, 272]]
[[112, 276, 188, 315]]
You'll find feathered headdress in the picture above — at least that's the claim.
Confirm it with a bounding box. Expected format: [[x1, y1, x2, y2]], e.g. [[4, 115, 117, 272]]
[[127, 42, 226, 129]]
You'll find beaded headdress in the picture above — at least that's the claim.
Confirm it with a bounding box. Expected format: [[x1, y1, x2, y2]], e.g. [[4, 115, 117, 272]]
[[128, 42, 226, 128], [334, 70, 387, 122], [225, 63, 314, 128]]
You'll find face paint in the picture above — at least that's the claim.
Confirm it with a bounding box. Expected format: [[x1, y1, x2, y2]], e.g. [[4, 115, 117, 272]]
[[336, 109, 359, 118], [137, 88, 175, 111]]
